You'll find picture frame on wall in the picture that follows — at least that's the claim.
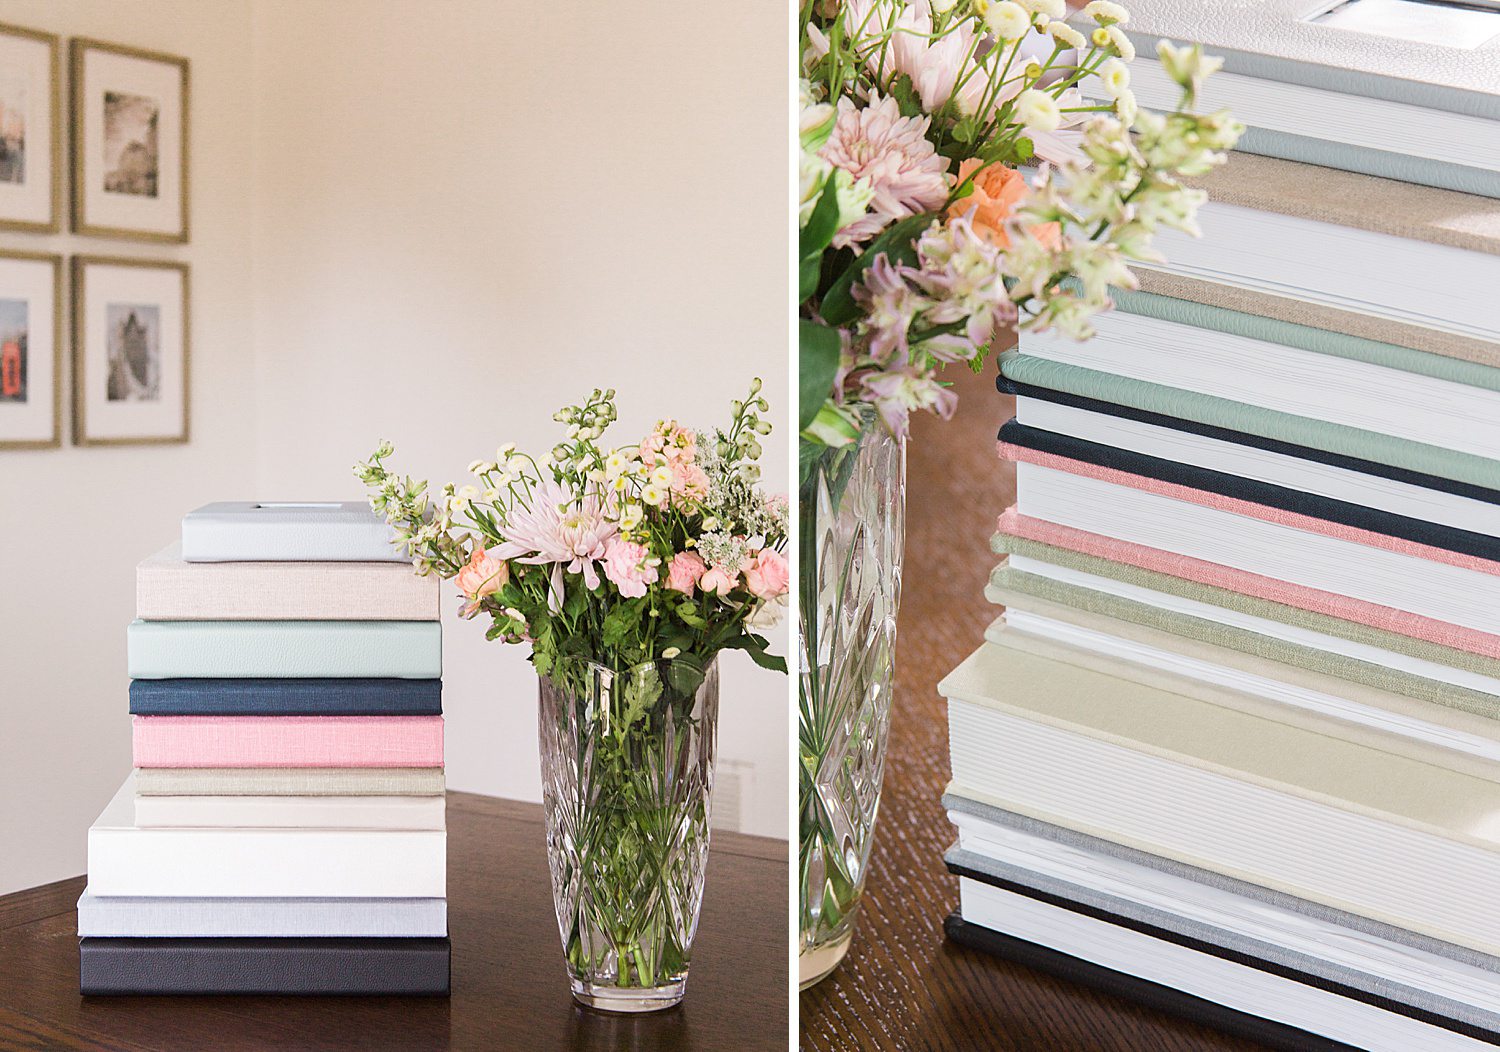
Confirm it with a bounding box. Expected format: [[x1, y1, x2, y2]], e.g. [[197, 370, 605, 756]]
[[72, 255, 189, 446], [70, 39, 188, 243], [0, 250, 62, 450], [0, 23, 61, 234]]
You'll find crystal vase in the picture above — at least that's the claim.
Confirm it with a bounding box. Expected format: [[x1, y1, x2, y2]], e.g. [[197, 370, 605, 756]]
[[798, 418, 906, 988], [538, 656, 720, 1012]]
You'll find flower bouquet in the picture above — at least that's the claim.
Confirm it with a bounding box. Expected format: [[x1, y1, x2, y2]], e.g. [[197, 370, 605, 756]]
[[797, 0, 1242, 985], [356, 383, 788, 1012]]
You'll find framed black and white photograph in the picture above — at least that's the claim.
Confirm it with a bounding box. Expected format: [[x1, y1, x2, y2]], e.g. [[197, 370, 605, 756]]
[[0, 23, 60, 234], [0, 250, 61, 450], [70, 39, 188, 242], [72, 256, 188, 445]]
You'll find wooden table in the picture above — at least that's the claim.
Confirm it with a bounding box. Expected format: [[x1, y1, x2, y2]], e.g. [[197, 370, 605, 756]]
[[0, 792, 788, 1051], [799, 363, 1267, 1051]]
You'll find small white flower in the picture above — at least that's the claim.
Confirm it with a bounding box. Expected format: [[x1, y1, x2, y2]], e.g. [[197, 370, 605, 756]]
[[1015, 88, 1061, 131], [496, 443, 515, 459], [981, 0, 1031, 40], [1083, 0, 1128, 24], [1092, 23, 1135, 61], [1114, 87, 1138, 124], [1098, 56, 1130, 98], [650, 465, 673, 488], [1045, 21, 1086, 49], [931, 0, 958, 11], [1017, 0, 1065, 15], [641, 483, 667, 506], [662, 646, 682, 659]]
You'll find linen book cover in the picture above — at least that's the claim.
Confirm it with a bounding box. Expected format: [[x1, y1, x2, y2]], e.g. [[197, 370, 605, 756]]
[[131, 766, 447, 797], [125, 619, 443, 679], [179, 501, 406, 562], [131, 715, 446, 768], [1094, 0, 1500, 198], [77, 891, 449, 938], [136, 543, 439, 621], [128, 677, 443, 717], [942, 635, 1500, 958], [87, 777, 446, 897], [79, 937, 452, 996]]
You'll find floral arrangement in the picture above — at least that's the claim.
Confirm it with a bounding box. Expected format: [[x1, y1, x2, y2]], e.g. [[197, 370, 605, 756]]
[[798, 0, 1243, 446], [354, 382, 789, 681], [356, 386, 787, 1000]]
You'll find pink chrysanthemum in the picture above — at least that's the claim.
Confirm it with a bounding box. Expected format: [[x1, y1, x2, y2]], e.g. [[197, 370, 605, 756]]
[[490, 480, 617, 609], [821, 94, 950, 248]]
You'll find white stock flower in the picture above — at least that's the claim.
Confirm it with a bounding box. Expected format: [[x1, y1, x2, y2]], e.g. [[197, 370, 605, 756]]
[[1014, 88, 1061, 131], [1045, 22, 1086, 49], [1098, 57, 1130, 98]]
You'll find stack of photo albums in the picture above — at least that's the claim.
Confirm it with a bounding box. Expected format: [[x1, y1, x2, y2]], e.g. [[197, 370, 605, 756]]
[[78, 503, 450, 995], [941, 6, 1500, 1051]]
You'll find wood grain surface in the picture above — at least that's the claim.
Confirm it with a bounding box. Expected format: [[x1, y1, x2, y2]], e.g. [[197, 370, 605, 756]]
[[798, 361, 1268, 1052], [0, 791, 788, 1051]]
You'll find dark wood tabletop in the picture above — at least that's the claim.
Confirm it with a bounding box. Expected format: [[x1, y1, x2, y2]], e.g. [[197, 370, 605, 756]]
[[0, 791, 788, 1052], [798, 362, 1268, 1052]]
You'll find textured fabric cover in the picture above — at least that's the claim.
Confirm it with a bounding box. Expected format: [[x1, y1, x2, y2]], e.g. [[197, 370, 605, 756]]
[[995, 508, 1500, 659], [137, 543, 439, 621], [1183, 152, 1500, 256], [78, 937, 451, 995], [180, 501, 405, 563], [990, 530, 1500, 678], [1009, 381, 1500, 505], [981, 612, 1500, 784], [132, 766, 446, 796], [942, 637, 1500, 956], [1233, 126, 1500, 202], [77, 890, 449, 938], [1111, 1, 1500, 109], [987, 565, 1500, 716], [946, 849, 1500, 1040], [998, 352, 1499, 490], [126, 619, 442, 679], [943, 793, 1500, 976], [1109, 285, 1500, 390], [1134, 270, 1500, 369], [132, 715, 445, 768], [129, 678, 443, 717], [999, 433, 1500, 570]]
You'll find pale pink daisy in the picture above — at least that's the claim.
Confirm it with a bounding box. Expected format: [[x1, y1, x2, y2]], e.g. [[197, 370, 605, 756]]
[[821, 94, 950, 248]]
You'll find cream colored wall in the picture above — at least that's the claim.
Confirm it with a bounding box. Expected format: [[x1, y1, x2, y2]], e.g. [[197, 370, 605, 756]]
[[247, 0, 791, 839], [0, 0, 258, 895], [0, 0, 787, 894]]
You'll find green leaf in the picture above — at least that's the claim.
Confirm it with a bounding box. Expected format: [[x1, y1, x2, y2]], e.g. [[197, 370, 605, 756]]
[[890, 73, 922, 118], [799, 320, 842, 432], [819, 213, 935, 327], [799, 179, 842, 263], [799, 252, 823, 304], [951, 114, 979, 144], [601, 599, 644, 647], [721, 632, 788, 674], [675, 601, 708, 629], [665, 652, 707, 697], [1014, 135, 1035, 163]]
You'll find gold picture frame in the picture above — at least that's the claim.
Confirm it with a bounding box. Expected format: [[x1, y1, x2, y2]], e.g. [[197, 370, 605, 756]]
[[0, 249, 63, 450], [70, 38, 189, 243], [72, 255, 190, 446], [0, 22, 62, 234]]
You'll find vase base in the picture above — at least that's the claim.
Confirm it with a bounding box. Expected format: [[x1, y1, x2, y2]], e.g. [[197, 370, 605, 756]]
[[571, 978, 685, 1013], [799, 931, 852, 990]]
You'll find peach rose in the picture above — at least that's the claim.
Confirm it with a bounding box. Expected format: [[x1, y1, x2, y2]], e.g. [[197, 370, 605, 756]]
[[742, 549, 789, 600], [455, 545, 509, 617], [699, 565, 739, 596], [945, 159, 1061, 251], [666, 550, 708, 595]]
